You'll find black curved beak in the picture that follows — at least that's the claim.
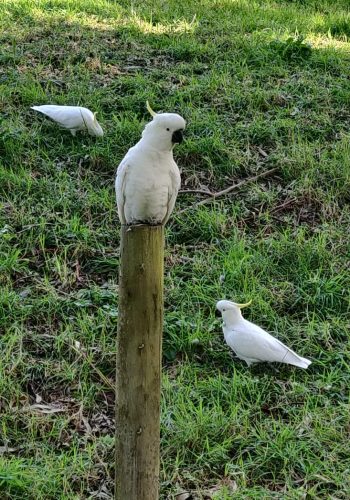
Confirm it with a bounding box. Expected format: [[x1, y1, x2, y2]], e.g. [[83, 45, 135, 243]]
[[172, 129, 183, 144], [215, 309, 221, 318]]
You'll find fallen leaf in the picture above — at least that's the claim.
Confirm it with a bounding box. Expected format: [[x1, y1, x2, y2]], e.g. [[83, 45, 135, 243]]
[[0, 446, 17, 454], [81, 414, 92, 435], [24, 404, 64, 414], [85, 56, 102, 70], [175, 491, 192, 500], [204, 479, 237, 498], [257, 147, 268, 158]]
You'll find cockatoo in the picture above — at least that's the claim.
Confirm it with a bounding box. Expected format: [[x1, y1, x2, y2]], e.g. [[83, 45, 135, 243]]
[[115, 101, 186, 225], [31, 105, 104, 136], [216, 299, 312, 368]]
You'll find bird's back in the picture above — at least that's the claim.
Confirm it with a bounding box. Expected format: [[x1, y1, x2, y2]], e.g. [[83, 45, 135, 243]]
[[224, 319, 280, 362], [224, 318, 311, 367], [32, 105, 85, 129]]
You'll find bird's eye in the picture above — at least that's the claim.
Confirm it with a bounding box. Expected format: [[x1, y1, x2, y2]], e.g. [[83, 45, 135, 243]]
[[223, 309, 225, 312], [166, 128, 170, 131]]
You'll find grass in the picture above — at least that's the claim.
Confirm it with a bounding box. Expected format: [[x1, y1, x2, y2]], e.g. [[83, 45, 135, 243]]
[[1, 0, 350, 497]]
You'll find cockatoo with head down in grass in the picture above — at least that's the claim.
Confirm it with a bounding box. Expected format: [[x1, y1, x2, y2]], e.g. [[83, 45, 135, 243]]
[[31, 105, 104, 137], [115, 101, 186, 225], [216, 299, 312, 368]]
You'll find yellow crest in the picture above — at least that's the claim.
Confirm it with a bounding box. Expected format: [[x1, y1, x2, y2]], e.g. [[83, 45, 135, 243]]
[[146, 101, 157, 118]]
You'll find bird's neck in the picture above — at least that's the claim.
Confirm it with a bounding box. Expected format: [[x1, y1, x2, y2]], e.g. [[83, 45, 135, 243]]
[[223, 310, 243, 326], [138, 136, 174, 153]]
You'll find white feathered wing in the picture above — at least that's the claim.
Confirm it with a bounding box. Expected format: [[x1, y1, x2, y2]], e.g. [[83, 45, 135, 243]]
[[224, 319, 311, 368], [31, 105, 103, 136]]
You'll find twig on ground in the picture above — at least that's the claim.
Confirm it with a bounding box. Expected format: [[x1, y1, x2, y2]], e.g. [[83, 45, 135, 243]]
[[68, 341, 115, 391], [271, 197, 298, 213], [17, 222, 55, 234], [177, 167, 278, 215], [179, 188, 214, 196]]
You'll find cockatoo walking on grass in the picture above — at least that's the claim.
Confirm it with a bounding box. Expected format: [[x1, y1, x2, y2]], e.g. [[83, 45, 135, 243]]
[[115, 101, 186, 225], [31, 105, 104, 136], [216, 299, 311, 368]]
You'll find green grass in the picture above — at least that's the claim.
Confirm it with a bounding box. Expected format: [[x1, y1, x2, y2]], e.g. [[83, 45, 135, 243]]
[[1, 0, 350, 497]]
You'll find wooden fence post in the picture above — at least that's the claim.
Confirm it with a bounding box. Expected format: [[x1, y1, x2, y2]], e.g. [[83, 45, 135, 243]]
[[115, 224, 164, 499]]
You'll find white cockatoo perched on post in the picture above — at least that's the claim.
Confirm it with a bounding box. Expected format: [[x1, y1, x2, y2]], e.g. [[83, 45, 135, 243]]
[[31, 105, 104, 136], [115, 101, 186, 225], [216, 299, 312, 368]]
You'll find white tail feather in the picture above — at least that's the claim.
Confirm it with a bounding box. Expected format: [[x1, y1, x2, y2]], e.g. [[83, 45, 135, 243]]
[[283, 351, 312, 369]]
